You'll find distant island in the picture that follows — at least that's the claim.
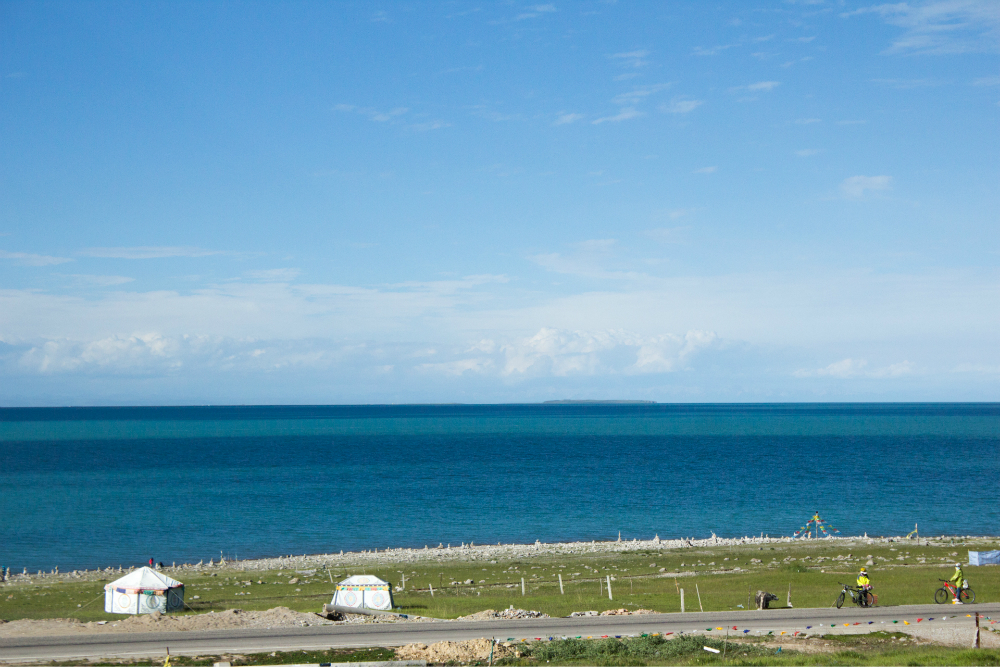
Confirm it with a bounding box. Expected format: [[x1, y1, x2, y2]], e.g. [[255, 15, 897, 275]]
[[542, 400, 657, 404]]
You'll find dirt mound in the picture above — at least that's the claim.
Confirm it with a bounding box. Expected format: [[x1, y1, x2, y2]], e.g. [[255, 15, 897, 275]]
[[456, 608, 549, 621], [396, 639, 519, 663], [0, 607, 335, 638], [100, 607, 332, 632]]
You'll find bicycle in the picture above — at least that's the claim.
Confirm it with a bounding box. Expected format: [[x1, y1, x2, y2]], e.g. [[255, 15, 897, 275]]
[[935, 579, 975, 604], [836, 583, 875, 609]]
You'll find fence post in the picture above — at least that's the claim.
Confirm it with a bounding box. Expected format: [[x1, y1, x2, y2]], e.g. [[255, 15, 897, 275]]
[[521, 578, 525, 596], [429, 584, 434, 598], [607, 575, 612, 601], [974, 613, 980, 648], [558, 574, 564, 595], [696, 583, 704, 612], [681, 589, 685, 613]]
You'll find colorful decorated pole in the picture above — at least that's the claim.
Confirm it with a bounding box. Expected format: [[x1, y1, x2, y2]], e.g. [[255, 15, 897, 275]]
[[792, 511, 840, 538]]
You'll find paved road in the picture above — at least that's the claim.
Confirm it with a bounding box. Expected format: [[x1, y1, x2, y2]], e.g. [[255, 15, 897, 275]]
[[0, 603, 996, 663]]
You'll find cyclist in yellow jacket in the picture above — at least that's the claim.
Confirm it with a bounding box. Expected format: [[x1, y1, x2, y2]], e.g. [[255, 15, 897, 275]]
[[949, 563, 964, 602], [857, 568, 872, 606]]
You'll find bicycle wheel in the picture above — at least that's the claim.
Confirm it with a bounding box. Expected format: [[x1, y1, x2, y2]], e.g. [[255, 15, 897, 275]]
[[934, 588, 949, 604], [960, 589, 975, 604], [864, 592, 875, 607], [836, 592, 845, 609]]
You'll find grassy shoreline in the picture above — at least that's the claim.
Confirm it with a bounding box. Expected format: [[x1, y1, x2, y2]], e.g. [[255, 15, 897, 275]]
[[1, 536, 997, 622]]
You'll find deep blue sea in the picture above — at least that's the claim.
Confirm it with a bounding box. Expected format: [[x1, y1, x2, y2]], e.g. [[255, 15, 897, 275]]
[[0, 403, 997, 572]]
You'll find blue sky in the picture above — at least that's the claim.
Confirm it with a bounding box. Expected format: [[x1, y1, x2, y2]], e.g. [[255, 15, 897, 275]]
[[1, 0, 997, 405]]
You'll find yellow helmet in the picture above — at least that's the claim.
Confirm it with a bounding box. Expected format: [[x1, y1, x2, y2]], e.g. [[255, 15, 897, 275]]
[[859, 567, 867, 573]]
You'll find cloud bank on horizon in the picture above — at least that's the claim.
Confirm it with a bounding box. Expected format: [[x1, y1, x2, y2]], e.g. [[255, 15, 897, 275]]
[[0, 0, 997, 405]]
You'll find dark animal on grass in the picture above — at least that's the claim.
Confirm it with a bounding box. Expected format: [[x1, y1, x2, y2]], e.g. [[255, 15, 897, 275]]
[[755, 590, 778, 610]]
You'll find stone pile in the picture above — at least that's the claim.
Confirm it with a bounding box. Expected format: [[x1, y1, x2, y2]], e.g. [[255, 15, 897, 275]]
[[457, 608, 549, 621]]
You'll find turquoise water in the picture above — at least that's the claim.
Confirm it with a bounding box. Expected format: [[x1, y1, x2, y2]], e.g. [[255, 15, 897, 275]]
[[0, 403, 997, 571]]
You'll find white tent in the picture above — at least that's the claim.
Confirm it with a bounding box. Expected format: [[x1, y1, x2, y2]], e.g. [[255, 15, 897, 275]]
[[104, 567, 184, 615], [330, 574, 393, 611]]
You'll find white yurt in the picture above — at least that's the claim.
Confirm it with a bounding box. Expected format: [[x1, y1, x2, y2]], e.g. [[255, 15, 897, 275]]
[[330, 574, 393, 611], [104, 567, 184, 614]]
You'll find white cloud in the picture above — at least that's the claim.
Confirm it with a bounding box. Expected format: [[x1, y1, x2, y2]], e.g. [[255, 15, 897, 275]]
[[496, 328, 718, 377], [610, 50, 650, 68], [553, 112, 584, 125], [573, 239, 617, 252], [11, 325, 723, 382], [592, 107, 643, 124], [516, 4, 557, 20], [334, 104, 408, 122], [694, 166, 718, 174], [745, 81, 781, 91], [467, 339, 496, 353], [78, 246, 222, 259], [793, 358, 915, 379], [246, 268, 301, 282], [530, 253, 642, 280], [20, 333, 181, 374], [0, 250, 73, 266], [529, 239, 647, 280], [370, 107, 409, 122], [418, 357, 494, 376], [612, 84, 671, 106], [409, 120, 450, 131], [843, 0, 1000, 54], [334, 104, 436, 128], [871, 78, 941, 88], [0, 265, 993, 398], [643, 226, 689, 243], [659, 98, 704, 114], [693, 44, 739, 56], [632, 330, 718, 373], [841, 175, 892, 198], [62, 274, 135, 286]]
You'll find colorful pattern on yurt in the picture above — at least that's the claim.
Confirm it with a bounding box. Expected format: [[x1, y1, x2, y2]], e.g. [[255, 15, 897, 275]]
[[103, 567, 185, 615], [330, 574, 393, 610]]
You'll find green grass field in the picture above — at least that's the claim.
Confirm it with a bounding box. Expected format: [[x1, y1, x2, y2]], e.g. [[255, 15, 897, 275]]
[[500, 632, 1001, 666], [1, 538, 996, 622]]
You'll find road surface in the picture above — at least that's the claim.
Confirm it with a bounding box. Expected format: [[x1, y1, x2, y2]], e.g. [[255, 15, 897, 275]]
[[0, 603, 996, 663]]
